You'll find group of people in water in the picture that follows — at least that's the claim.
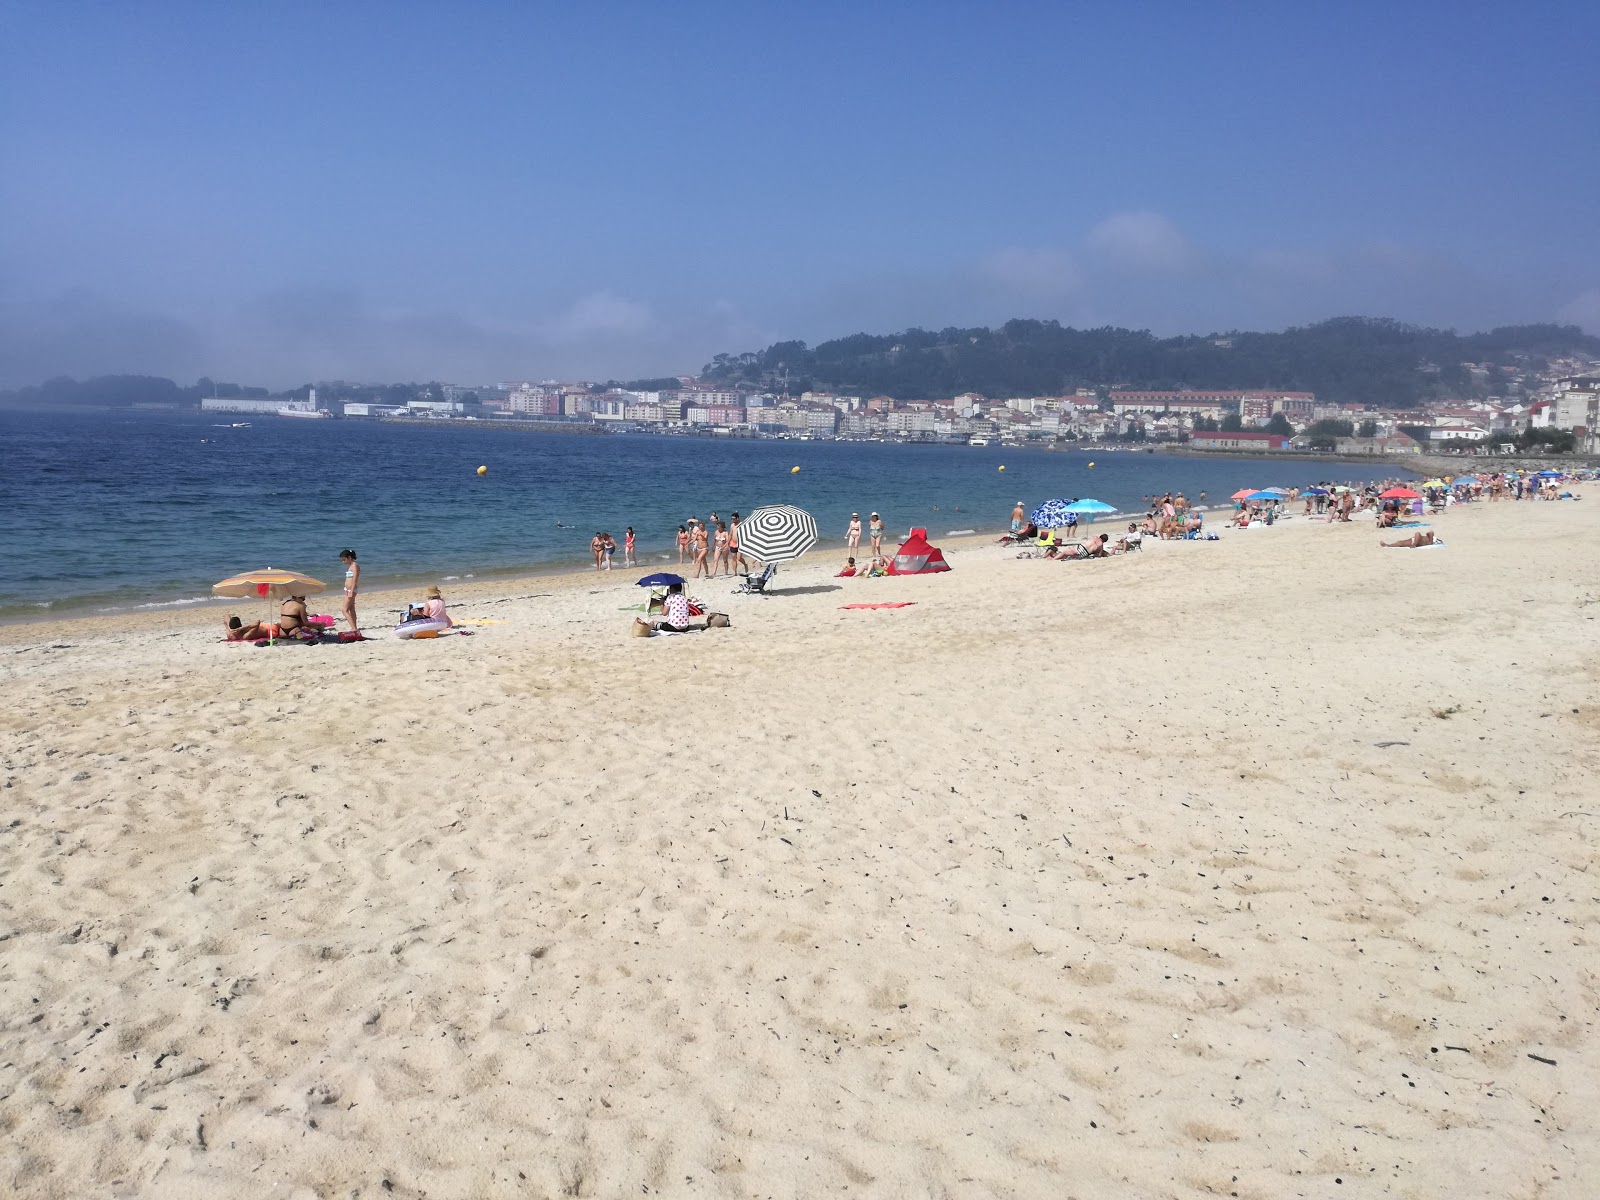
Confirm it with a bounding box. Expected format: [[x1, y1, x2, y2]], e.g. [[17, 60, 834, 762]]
[[589, 529, 637, 571]]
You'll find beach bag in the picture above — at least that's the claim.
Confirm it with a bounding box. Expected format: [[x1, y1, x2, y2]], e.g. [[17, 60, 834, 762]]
[[631, 618, 654, 638], [706, 612, 731, 628]]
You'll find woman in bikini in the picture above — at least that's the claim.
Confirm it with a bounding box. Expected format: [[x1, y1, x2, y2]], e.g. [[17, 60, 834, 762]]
[[692, 522, 710, 578], [278, 594, 308, 635], [624, 527, 637, 567], [676, 525, 690, 563], [847, 513, 862, 551], [712, 521, 730, 575], [338, 550, 360, 633]]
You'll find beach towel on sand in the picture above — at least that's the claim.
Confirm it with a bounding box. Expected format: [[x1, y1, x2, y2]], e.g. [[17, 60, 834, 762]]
[[840, 602, 916, 610]]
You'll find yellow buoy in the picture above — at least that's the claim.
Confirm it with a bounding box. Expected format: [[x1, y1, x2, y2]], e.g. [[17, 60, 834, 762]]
[[791, 465, 801, 474], [1087, 461, 1096, 468], [476, 465, 488, 476], [998, 465, 1006, 472]]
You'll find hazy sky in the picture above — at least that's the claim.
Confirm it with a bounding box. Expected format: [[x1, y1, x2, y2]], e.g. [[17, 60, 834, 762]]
[[2, 2, 1597, 388]]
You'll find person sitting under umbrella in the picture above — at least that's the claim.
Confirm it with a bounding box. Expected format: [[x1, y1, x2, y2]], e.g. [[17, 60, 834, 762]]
[[224, 593, 312, 642], [652, 583, 704, 633]]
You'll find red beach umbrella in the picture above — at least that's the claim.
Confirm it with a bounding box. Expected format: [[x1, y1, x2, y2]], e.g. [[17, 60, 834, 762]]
[[1380, 487, 1421, 500]]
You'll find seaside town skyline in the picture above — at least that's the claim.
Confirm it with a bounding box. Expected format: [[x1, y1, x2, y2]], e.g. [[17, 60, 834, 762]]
[[183, 353, 1600, 455]]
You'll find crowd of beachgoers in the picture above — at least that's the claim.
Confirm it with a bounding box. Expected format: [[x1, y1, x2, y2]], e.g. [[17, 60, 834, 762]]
[[209, 467, 1594, 645]]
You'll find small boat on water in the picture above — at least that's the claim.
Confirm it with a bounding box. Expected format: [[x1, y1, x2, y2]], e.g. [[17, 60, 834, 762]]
[[968, 436, 989, 447]]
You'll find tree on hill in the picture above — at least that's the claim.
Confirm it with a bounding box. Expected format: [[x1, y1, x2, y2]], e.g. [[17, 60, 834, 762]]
[[699, 317, 1600, 408]]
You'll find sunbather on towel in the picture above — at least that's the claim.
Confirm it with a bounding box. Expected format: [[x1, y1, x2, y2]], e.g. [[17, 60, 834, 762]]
[[1381, 530, 1437, 548], [225, 615, 279, 641]]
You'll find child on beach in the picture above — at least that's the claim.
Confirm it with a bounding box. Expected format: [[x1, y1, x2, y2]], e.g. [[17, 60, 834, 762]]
[[339, 549, 360, 632], [624, 527, 637, 567]]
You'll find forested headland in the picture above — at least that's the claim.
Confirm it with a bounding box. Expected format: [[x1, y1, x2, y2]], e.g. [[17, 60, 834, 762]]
[[702, 317, 1600, 406]]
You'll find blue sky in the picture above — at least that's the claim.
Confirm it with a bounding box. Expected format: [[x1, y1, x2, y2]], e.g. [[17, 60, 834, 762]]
[[2, 1, 1597, 387]]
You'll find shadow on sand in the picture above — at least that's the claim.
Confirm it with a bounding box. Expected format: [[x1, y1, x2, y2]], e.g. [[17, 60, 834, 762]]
[[760, 584, 844, 597]]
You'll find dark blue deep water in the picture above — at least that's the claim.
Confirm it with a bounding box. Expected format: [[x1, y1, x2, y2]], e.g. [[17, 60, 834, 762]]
[[0, 408, 1415, 618]]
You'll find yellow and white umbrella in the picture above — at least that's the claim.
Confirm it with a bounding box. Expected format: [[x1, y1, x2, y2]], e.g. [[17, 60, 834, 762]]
[[213, 568, 326, 598], [213, 568, 327, 605]]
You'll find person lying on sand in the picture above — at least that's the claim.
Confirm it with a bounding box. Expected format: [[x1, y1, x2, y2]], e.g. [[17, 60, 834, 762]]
[[224, 616, 273, 641], [1059, 534, 1111, 560], [1381, 530, 1436, 548]]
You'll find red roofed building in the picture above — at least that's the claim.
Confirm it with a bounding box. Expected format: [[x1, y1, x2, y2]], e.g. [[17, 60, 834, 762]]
[[1189, 431, 1292, 451]]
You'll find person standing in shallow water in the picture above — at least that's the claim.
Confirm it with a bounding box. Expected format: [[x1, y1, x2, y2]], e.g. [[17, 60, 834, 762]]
[[339, 549, 360, 632]]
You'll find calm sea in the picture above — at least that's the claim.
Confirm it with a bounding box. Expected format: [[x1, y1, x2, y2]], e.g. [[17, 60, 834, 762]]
[[1, 408, 1415, 619]]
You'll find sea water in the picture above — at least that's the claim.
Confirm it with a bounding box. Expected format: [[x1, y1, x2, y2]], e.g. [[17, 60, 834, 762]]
[[0, 408, 1415, 618]]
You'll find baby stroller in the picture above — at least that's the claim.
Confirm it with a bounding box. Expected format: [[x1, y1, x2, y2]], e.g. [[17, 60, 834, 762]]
[[734, 562, 777, 594]]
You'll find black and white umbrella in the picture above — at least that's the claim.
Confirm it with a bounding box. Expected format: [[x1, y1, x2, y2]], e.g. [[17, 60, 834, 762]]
[[737, 504, 818, 563]]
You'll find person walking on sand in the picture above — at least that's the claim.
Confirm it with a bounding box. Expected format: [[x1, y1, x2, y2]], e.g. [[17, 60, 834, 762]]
[[1010, 501, 1025, 534], [847, 513, 862, 551], [868, 512, 884, 557], [601, 532, 616, 571], [338, 549, 360, 633], [712, 520, 730, 575], [624, 527, 637, 567], [692, 522, 710, 578], [676, 524, 690, 563], [590, 532, 606, 571], [729, 512, 749, 575]]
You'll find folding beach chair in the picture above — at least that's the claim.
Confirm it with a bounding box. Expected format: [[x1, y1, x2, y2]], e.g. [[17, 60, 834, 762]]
[[734, 562, 777, 594]]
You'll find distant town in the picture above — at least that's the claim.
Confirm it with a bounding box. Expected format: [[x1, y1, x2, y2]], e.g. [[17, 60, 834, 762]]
[[199, 356, 1600, 456]]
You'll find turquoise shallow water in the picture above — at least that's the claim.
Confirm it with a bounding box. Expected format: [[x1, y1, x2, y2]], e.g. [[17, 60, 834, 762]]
[[0, 408, 1414, 618]]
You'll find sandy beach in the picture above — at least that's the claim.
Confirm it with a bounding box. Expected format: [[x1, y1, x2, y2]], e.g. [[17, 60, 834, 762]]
[[3, 495, 1597, 1198]]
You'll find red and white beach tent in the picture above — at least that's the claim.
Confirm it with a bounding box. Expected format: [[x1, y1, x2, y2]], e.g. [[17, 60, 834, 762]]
[[889, 528, 951, 574]]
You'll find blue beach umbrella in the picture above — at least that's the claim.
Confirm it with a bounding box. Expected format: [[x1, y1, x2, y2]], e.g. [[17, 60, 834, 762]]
[[1064, 498, 1116, 514], [636, 572, 685, 587], [1303, 487, 1330, 496], [1452, 475, 1478, 485], [1030, 498, 1077, 528], [1243, 491, 1280, 502], [1536, 470, 1563, 478]]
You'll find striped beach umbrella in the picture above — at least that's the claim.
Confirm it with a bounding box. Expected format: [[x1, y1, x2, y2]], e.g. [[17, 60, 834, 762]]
[[213, 568, 327, 599], [737, 504, 818, 563]]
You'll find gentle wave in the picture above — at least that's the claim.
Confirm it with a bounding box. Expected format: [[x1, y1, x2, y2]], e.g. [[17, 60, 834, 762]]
[[125, 596, 227, 611]]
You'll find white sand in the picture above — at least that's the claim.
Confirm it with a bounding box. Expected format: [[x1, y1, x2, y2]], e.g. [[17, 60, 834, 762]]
[[2, 496, 1598, 1198]]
